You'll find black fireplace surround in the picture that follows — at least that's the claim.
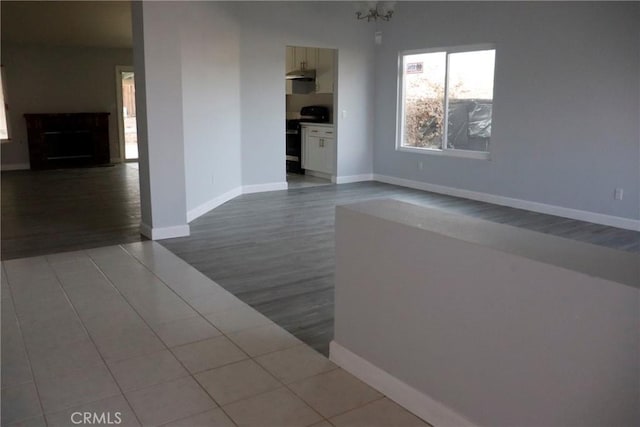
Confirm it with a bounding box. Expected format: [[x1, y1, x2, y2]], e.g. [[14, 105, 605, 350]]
[[24, 113, 110, 170]]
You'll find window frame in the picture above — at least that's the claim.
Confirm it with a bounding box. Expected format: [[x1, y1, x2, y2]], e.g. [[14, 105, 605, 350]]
[[396, 43, 496, 160]]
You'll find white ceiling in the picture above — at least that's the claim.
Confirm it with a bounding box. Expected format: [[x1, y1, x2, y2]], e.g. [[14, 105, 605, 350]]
[[1, 1, 132, 48]]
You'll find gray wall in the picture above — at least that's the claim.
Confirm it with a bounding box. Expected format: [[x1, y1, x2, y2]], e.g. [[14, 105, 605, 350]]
[[1, 44, 133, 167], [230, 1, 375, 184], [334, 200, 640, 426], [373, 2, 640, 220], [179, 2, 242, 212], [134, 1, 374, 221]]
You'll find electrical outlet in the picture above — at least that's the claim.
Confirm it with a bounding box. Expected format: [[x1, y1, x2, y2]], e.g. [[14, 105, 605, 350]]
[[418, 161, 424, 170], [614, 188, 624, 200]]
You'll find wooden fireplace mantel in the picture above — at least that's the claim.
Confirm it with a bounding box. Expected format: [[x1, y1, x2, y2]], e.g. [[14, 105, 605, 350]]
[[24, 112, 110, 170]]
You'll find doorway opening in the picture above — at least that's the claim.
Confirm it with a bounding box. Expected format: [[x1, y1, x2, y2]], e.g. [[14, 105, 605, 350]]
[[285, 45, 337, 188], [116, 66, 138, 161]]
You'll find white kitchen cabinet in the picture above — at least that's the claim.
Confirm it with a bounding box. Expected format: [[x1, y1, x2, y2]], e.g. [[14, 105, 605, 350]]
[[302, 125, 335, 175], [286, 46, 334, 95], [315, 48, 334, 94]]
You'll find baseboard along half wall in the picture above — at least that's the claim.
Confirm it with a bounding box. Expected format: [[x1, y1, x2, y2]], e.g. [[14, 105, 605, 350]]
[[373, 174, 640, 231], [242, 181, 288, 194], [329, 341, 477, 427], [186, 182, 288, 223], [140, 222, 190, 240], [334, 174, 374, 184], [186, 187, 243, 222]]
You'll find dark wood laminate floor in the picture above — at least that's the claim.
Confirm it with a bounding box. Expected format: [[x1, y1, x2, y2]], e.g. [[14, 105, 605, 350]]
[[160, 182, 640, 355], [1, 164, 142, 260]]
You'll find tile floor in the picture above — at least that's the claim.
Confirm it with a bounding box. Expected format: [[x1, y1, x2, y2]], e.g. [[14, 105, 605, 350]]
[[1, 241, 431, 427]]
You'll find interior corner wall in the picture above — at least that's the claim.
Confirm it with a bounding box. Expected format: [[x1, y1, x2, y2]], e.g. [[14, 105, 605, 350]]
[[230, 1, 375, 185], [179, 2, 242, 213], [0, 44, 133, 167], [373, 2, 640, 221]]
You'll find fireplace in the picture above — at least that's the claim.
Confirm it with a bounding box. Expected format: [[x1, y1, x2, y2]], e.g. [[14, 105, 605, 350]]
[[24, 113, 110, 170]]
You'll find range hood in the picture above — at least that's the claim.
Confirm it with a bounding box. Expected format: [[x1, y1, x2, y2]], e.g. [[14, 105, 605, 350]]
[[286, 65, 316, 81]]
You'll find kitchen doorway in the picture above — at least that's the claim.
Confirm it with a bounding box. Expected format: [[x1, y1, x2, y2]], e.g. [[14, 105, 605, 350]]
[[285, 45, 337, 188], [116, 66, 138, 161]]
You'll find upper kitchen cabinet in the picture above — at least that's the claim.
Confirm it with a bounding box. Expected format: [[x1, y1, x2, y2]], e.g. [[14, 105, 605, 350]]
[[315, 48, 334, 94], [286, 46, 335, 95]]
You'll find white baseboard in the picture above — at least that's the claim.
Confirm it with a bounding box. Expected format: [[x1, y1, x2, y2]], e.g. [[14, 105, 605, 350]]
[[242, 181, 288, 194], [335, 173, 374, 184], [185, 182, 287, 223], [187, 187, 242, 222], [1, 163, 30, 171], [140, 222, 190, 240], [373, 174, 640, 231], [330, 341, 477, 427]]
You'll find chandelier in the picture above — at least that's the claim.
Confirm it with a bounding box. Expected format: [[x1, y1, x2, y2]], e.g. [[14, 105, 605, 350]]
[[355, 1, 395, 22]]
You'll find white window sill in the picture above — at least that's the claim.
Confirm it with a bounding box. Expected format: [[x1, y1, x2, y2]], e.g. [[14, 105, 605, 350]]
[[397, 146, 490, 160]]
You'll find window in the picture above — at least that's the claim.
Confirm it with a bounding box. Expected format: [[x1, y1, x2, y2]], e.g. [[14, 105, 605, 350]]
[[397, 46, 495, 159], [1, 66, 9, 141]]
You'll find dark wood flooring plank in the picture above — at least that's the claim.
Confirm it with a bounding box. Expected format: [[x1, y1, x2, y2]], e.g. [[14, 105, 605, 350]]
[[1, 164, 143, 260]]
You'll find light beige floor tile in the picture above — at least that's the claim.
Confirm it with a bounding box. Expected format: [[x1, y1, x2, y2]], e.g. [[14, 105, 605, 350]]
[[92, 327, 166, 362], [87, 245, 135, 265], [5, 415, 47, 427], [171, 336, 247, 374], [223, 387, 322, 427], [29, 339, 104, 380], [165, 276, 223, 300], [308, 421, 333, 427], [63, 277, 121, 301], [133, 299, 199, 327], [45, 394, 140, 427], [9, 277, 65, 307], [49, 258, 96, 276], [204, 305, 273, 334], [36, 364, 121, 414], [194, 359, 281, 405], [125, 376, 216, 426], [21, 319, 89, 353], [0, 382, 42, 425], [18, 307, 82, 333], [186, 290, 247, 315], [152, 316, 222, 347], [288, 369, 383, 418], [255, 344, 337, 384], [69, 293, 134, 322], [83, 309, 148, 339], [330, 398, 432, 427], [160, 408, 235, 427], [227, 323, 302, 357], [107, 349, 188, 392], [13, 293, 73, 324], [45, 250, 90, 265]]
